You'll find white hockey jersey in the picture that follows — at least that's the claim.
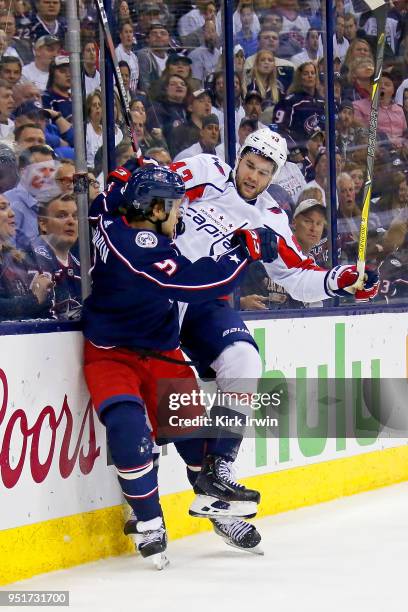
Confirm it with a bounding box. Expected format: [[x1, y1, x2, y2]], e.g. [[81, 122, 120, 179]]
[[171, 155, 331, 303]]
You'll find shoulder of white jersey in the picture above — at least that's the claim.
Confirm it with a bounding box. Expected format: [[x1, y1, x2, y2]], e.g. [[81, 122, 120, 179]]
[[171, 154, 232, 195], [257, 189, 283, 213]]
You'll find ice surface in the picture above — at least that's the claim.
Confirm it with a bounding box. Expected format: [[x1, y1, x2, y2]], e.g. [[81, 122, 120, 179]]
[[6, 482, 408, 612]]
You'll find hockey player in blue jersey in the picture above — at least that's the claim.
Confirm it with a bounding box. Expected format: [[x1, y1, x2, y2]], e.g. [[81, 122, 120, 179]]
[[82, 164, 278, 567], [95, 130, 380, 558]]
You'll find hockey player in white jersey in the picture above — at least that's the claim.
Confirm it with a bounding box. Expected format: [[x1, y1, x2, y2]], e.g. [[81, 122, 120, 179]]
[[170, 128, 379, 548]]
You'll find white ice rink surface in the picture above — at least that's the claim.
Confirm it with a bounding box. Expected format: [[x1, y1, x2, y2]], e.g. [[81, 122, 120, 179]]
[[6, 482, 408, 612]]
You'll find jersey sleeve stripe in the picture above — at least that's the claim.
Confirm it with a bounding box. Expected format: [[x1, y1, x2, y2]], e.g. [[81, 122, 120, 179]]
[[98, 219, 248, 291]]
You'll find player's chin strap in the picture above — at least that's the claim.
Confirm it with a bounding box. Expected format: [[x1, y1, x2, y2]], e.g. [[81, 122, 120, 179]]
[[123, 346, 198, 367]]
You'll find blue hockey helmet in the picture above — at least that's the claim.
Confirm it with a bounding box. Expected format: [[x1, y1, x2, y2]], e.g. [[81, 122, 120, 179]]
[[122, 165, 186, 216]]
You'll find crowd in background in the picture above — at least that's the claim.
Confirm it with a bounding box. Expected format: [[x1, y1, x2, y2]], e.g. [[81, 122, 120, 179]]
[[0, 0, 408, 322]]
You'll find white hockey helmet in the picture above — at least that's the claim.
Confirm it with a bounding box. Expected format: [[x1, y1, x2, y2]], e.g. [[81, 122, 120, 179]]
[[235, 128, 288, 183]]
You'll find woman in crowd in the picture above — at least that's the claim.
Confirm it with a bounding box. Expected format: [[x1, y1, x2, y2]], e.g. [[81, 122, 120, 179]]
[[246, 49, 282, 122], [353, 72, 407, 148], [148, 54, 201, 102], [85, 90, 123, 169], [342, 56, 375, 102], [82, 40, 100, 96], [0, 194, 53, 322], [341, 38, 374, 83], [273, 61, 325, 147], [344, 161, 365, 208], [375, 171, 408, 230]]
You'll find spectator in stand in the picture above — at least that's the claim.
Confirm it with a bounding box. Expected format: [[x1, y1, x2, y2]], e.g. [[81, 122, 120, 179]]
[[137, 22, 172, 94], [304, 127, 325, 180], [0, 28, 6, 57], [85, 90, 123, 169], [0, 10, 31, 64], [115, 20, 139, 93], [145, 146, 172, 165], [233, 44, 246, 81], [4, 144, 59, 249], [337, 172, 363, 261], [13, 0, 33, 42], [0, 56, 23, 87], [173, 113, 221, 161], [14, 122, 46, 151], [118, 60, 132, 103], [87, 171, 100, 203], [132, 110, 168, 155], [30, 193, 81, 320], [82, 40, 100, 96], [54, 159, 75, 194], [115, 0, 131, 27], [246, 49, 283, 122], [0, 144, 19, 194], [13, 100, 74, 155], [180, 1, 217, 50], [373, 171, 408, 231], [277, 0, 311, 47], [336, 100, 356, 160], [134, 3, 163, 50], [344, 161, 365, 207], [342, 56, 375, 102], [130, 97, 146, 122], [12, 81, 42, 108], [244, 27, 295, 89], [22, 35, 60, 92], [174, 115, 220, 161], [341, 38, 374, 85], [208, 70, 245, 141], [0, 79, 14, 140], [178, 0, 216, 38], [353, 72, 407, 149], [271, 149, 306, 204], [291, 27, 319, 67], [148, 53, 201, 102], [243, 90, 267, 129], [234, 3, 259, 58], [317, 14, 349, 63], [344, 13, 358, 43], [273, 61, 325, 148], [300, 145, 342, 206], [30, 0, 66, 43], [146, 74, 189, 142], [188, 20, 221, 86], [43, 55, 72, 121], [0, 193, 53, 322], [168, 88, 212, 158], [260, 10, 302, 60]]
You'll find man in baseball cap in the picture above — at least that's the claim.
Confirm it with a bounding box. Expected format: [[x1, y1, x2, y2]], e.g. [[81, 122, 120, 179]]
[[292, 198, 327, 255]]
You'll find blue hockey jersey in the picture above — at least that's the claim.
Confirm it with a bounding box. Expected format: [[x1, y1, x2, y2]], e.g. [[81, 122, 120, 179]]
[[82, 185, 249, 350]]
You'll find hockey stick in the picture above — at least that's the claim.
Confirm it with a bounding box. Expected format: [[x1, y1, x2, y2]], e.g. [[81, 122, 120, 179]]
[[94, 0, 143, 163], [353, 0, 388, 287]]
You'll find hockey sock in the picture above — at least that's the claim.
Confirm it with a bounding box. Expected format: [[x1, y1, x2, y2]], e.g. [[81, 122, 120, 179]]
[[174, 438, 206, 486], [103, 401, 161, 521]]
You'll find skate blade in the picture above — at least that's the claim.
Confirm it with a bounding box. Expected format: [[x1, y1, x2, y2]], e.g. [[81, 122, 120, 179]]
[[224, 540, 264, 556], [189, 495, 257, 519], [152, 552, 170, 570]]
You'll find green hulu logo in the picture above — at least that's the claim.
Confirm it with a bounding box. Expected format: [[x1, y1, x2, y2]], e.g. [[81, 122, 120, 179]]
[[253, 323, 381, 467]]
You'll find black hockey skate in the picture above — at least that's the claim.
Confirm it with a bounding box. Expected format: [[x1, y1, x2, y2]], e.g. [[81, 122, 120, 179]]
[[210, 517, 264, 555], [124, 514, 169, 570], [189, 455, 260, 519]]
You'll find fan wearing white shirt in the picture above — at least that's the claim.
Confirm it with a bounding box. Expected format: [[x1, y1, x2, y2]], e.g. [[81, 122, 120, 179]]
[[0, 79, 15, 141], [115, 20, 139, 93], [85, 91, 123, 169], [82, 40, 100, 97], [22, 35, 60, 92]]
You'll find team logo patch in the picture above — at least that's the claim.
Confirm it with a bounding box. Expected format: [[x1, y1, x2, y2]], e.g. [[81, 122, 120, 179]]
[[390, 259, 402, 267], [135, 231, 158, 248]]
